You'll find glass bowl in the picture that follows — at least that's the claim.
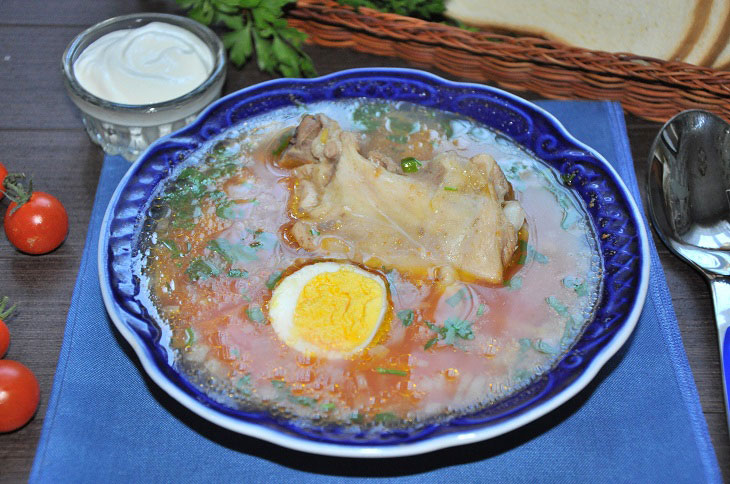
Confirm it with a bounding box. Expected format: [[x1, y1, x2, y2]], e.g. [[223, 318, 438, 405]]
[[62, 13, 227, 161]]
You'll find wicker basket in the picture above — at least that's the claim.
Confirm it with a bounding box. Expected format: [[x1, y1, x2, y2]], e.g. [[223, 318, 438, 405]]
[[288, 0, 730, 123]]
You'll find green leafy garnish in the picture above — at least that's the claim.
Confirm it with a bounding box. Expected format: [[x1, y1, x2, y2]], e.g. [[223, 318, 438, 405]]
[[352, 102, 390, 132], [400, 157, 422, 173], [216, 198, 258, 220], [397, 309, 414, 327], [184, 327, 196, 347], [320, 402, 337, 411], [545, 296, 569, 317], [476, 303, 487, 316], [504, 276, 523, 290], [271, 379, 316, 406], [425, 317, 474, 347], [445, 287, 467, 307], [160, 239, 189, 258], [563, 276, 588, 297], [532, 339, 559, 355], [246, 305, 266, 323], [208, 238, 258, 263], [375, 367, 408, 376], [310, 228, 320, 237], [227, 268, 249, 278], [374, 412, 399, 424], [272, 129, 294, 157], [561, 172, 576, 184], [424, 336, 438, 350], [266, 270, 283, 290], [443, 186, 458, 192], [185, 258, 221, 281], [177, 0, 316, 77]]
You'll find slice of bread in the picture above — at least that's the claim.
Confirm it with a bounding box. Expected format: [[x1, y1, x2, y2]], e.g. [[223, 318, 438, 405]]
[[684, 0, 730, 65], [445, 0, 709, 62]]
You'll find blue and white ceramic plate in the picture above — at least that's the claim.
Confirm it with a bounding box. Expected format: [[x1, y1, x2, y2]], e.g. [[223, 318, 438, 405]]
[[99, 68, 649, 458]]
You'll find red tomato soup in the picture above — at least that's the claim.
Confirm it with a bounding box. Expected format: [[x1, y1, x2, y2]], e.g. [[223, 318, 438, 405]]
[[140, 100, 601, 428]]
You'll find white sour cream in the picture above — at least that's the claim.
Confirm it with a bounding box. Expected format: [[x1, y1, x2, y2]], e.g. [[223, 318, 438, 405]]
[[73, 21, 214, 105]]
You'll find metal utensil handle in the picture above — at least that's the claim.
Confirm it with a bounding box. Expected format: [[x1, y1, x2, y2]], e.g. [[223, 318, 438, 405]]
[[710, 277, 730, 432]]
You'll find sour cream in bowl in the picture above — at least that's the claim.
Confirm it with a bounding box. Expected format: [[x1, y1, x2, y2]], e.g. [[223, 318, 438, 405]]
[[62, 13, 226, 161]]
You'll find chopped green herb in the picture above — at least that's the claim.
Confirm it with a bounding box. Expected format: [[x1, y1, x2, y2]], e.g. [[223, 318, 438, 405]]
[[397, 309, 415, 327], [246, 306, 266, 324], [563, 276, 588, 297], [443, 186, 458, 192], [545, 296, 569, 317], [320, 402, 336, 411], [424, 336, 438, 350], [352, 102, 390, 132], [216, 199, 257, 220], [374, 412, 398, 424], [266, 271, 283, 290], [425, 317, 474, 346], [272, 129, 294, 157], [561, 172, 576, 184], [236, 374, 250, 389], [184, 327, 195, 347], [388, 116, 415, 135], [445, 287, 468, 307], [375, 367, 408, 376], [208, 238, 259, 263], [504, 276, 523, 290], [400, 157, 422, 173], [387, 134, 408, 144], [476, 303, 487, 316], [532, 339, 559, 355], [159, 239, 188, 258], [227, 269, 249, 278], [271, 379, 316, 407], [310, 228, 320, 236], [517, 239, 528, 265], [442, 317, 474, 344], [185, 258, 221, 281], [350, 412, 364, 424]]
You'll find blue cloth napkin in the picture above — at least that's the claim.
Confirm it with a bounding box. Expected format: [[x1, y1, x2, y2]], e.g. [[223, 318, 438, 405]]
[[30, 101, 721, 483]]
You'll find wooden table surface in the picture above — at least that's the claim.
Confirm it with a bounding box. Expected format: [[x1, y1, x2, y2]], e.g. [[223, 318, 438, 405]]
[[0, 1, 727, 482]]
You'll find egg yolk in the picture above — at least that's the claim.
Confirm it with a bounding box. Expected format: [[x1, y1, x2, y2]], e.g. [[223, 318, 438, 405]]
[[290, 267, 384, 354]]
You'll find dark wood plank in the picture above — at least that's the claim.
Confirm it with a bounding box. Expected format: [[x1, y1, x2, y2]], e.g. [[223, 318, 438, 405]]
[[0, 130, 102, 483]]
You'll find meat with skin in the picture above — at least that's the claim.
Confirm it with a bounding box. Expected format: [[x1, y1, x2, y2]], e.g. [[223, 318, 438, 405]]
[[280, 114, 525, 283]]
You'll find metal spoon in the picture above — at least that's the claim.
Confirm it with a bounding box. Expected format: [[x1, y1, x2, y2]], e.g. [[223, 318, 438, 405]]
[[648, 109, 730, 432]]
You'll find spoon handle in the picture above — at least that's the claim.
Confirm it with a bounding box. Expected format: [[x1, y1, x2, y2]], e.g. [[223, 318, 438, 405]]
[[709, 277, 730, 432]]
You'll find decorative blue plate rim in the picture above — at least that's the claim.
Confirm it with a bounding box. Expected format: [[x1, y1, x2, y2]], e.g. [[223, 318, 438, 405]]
[[98, 67, 650, 458]]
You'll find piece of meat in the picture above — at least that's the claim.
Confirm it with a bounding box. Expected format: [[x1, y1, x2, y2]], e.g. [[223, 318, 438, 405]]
[[282, 115, 525, 283]]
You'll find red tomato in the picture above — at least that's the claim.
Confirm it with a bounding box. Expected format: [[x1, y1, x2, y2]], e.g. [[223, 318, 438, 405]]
[[0, 297, 15, 358], [0, 163, 7, 200], [5, 191, 68, 254], [0, 321, 8, 358], [0, 360, 40, 432]]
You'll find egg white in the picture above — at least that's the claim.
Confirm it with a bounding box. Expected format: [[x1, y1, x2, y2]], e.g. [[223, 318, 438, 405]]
[[268, 262, 388, 359]]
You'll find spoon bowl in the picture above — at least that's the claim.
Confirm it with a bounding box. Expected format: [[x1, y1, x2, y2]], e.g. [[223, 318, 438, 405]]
[[648, 109, 730, 432]]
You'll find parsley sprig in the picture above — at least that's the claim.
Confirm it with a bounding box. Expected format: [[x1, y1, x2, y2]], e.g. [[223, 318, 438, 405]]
[[177, 0, 316, 77]]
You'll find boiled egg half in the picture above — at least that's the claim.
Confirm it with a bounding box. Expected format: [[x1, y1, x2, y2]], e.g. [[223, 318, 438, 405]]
[[268, 262, 388, 359]]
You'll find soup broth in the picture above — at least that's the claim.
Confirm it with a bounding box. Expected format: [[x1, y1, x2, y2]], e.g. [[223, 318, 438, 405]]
[[140, 100, 602, 428]]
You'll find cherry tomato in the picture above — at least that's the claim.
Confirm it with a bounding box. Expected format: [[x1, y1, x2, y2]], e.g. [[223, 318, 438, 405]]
[[0, 297, 15, 358], [0, 163, 7, 200], [0, 360, 40, 432], [3, 174, 68, 255], [0, 322, 8, 359]]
